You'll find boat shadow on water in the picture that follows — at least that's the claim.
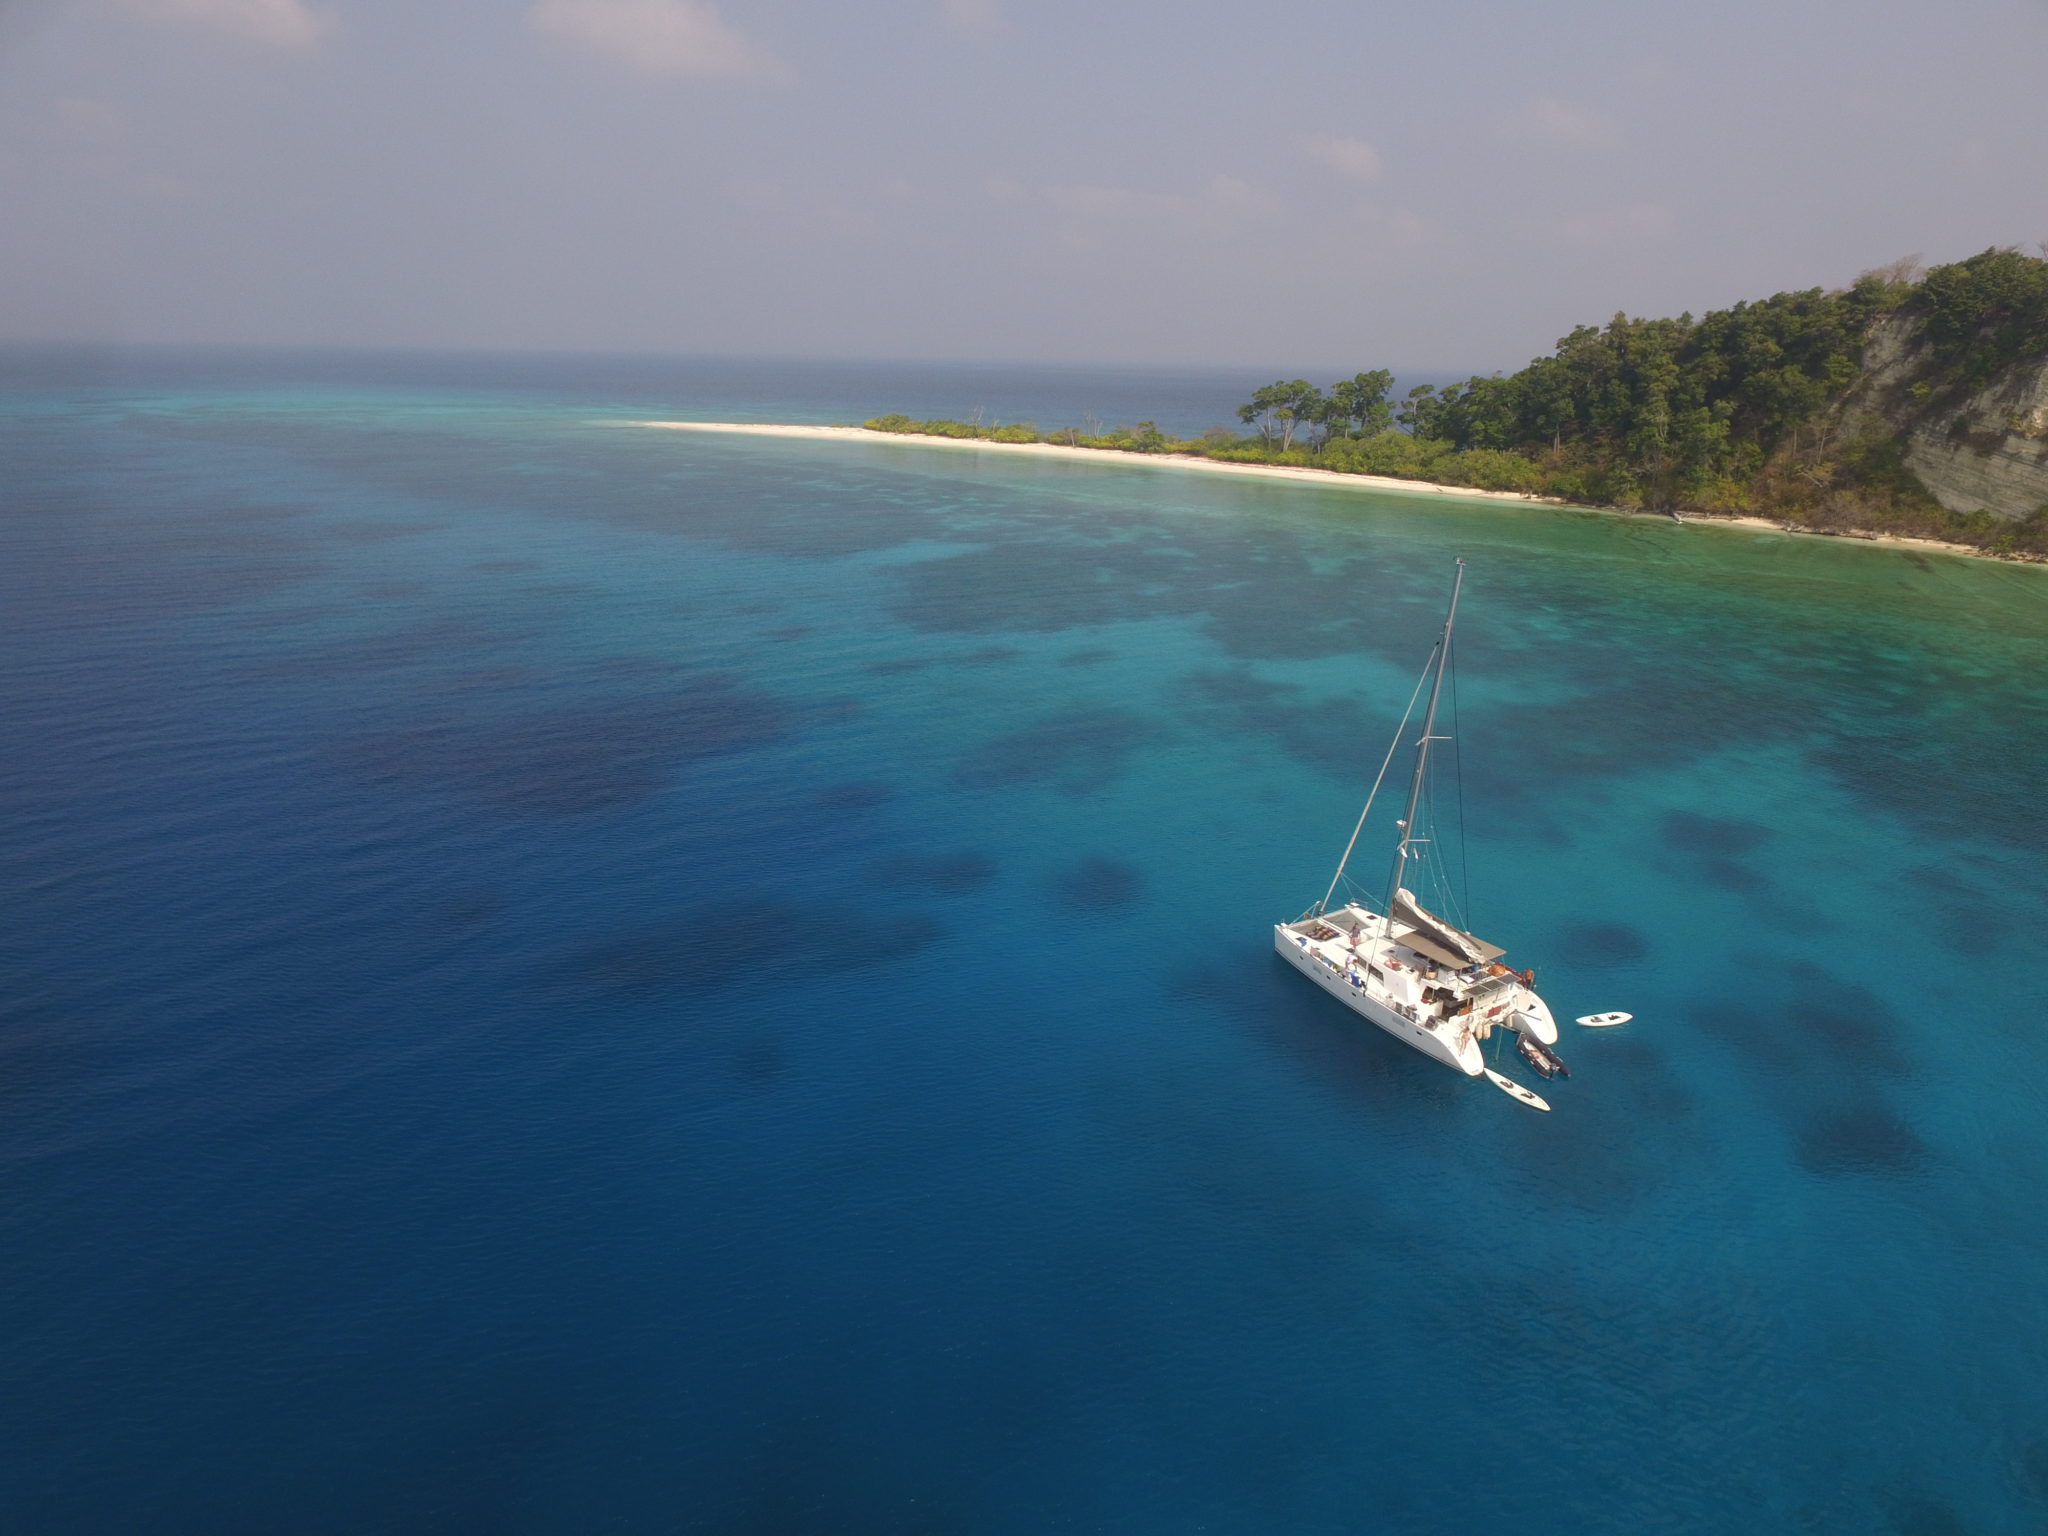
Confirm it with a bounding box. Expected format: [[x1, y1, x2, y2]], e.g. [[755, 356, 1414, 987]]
[[1184, 937, 1724, 1211], [1168, 954, 1470, 1115], [1177, 950, 1703, 1218]]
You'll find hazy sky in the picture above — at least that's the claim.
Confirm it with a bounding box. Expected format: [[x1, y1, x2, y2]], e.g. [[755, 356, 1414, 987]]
[[2, 0, 2045, 369]]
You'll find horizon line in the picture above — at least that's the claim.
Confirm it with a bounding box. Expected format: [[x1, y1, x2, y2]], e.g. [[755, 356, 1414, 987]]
[[0, 336, 1499, 382]]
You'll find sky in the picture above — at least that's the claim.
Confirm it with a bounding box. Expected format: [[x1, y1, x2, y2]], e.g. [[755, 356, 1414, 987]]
[[1, 0, 2045, 371]]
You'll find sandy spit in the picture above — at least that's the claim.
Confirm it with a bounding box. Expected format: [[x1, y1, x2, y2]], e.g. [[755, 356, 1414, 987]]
[[634, 421, 1557, 505], [634, 421, 2042, 567]]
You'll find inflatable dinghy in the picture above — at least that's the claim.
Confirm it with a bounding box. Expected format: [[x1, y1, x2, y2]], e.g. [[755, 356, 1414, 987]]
[[1575, 1011, 1632, 1028], [1485, 1069, 1551, 1112], [1516, 1034, 1570, 1079]]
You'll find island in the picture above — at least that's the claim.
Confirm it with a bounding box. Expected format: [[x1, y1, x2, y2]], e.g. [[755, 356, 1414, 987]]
[[701, 248, 2047, 560]]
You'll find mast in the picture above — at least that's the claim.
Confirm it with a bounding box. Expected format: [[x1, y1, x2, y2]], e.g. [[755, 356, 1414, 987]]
[[1382, 560, 1464, 939]]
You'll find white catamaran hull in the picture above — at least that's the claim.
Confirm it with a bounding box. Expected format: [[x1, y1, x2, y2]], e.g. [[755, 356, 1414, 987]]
[[1509, 1001, 1558, 1045], [1274, 926, 1484, 1076]]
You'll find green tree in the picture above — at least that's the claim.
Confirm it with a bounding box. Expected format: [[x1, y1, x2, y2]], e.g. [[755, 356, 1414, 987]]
[[1910, 246, 2048, 394], [1242, 380, 1347, 453], [1236, 382, 1288, 448], [1272, 380, 1323, 452], [1329, 370, 1396, 440], [1397, 384, 1441, 437]]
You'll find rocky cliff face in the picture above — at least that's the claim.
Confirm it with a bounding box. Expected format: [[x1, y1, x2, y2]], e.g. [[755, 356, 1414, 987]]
[[1853, 316, 2048, 520]]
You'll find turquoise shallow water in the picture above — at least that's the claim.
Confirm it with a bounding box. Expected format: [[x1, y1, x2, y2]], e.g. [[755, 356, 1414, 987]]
[[4, 350, 2048, 1534]]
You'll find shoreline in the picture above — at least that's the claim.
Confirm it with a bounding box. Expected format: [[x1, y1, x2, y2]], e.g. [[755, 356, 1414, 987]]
[[634, 421, 2036, 567]]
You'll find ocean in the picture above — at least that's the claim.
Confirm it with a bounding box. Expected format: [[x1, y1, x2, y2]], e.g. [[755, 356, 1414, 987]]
[[4, 347, 2047, 1535]]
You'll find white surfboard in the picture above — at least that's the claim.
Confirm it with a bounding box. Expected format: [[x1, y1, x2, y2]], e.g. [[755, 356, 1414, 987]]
[[1575, 1011, 1633, 1028], [1485, 1068, 1551, 1112]]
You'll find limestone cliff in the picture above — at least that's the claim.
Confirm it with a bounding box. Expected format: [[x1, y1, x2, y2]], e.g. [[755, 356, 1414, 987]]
[[1848, 313, 2048, 521]]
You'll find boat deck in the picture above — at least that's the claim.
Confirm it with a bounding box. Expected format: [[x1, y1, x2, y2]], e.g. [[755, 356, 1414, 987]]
[[1279, 905, 1536, 1043]]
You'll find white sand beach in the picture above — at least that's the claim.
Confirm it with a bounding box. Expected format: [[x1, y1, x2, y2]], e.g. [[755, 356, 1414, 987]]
[[635, 421, 2031, 565], [635, 421, 1560, 506]]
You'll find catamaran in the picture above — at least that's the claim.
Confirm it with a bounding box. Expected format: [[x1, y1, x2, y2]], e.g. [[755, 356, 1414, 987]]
[[1274, 560, 1561, 1082]]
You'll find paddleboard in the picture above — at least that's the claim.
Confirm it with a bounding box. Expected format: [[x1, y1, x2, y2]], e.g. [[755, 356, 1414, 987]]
[[1575, 1011, 1632, 1028], [1485, 1069, 1551, 1112]]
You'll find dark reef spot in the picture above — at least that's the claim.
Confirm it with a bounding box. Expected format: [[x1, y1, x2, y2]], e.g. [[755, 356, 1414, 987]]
[[590, 654, 685, 681], [882, 515, 1414, 664], [1788, 964, 1915, 1069], [720, 1404, 984, 1536], [198, 500, 311, 528], [874, 851, 997, 894], [473, 558, 541, 574], [1058, 647, 1115, 667], [1797, 1104, 1931, 1177], [327, 520, 442, 543], [1812, 708, 2048, 861], [807, 695, 866, 727], [1184, 669, 1286, 707], [224, 602, 346, 634], [1560, 921, 1650, 967], [1689, 999, 1811, 1075], [1593, 1033, 1688, 1107], [890, 540, 1184, 636], [1785, 997, 1914, 1078], [1698, 855, 1771, 895], [955, 645, 1022, 666], [1884, 1493, 1975, 1536], [1910, 863, 2013, 957], [10, 498, 328, 622], [817, 781, 893, 813], [1661, 810, 1772, 855], [565, 896, 941, 997], [2019, 1436, 2048, 1499], [1904, 552, 1934, 573], [1691, 966, 1915, 1086], [1497, 1089, 1676, 1213], [346, 678, 790, 815], [526, 580, 596, 605], [262, 616, 525, 679], [1463, 661, 1799, 815], [1179, 668, 1393, 778], [1051, 857, 1144, 911], [448, 666, 543, 693], [863, 657, 930, 675], [954, 708, 1157, 793]]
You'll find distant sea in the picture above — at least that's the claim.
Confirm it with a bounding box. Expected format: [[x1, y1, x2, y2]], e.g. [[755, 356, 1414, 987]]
[[4, 347, 2047, 1535]]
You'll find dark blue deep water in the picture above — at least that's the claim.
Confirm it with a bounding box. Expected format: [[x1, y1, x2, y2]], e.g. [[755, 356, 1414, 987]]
[[5, 349, 2048, 1535]]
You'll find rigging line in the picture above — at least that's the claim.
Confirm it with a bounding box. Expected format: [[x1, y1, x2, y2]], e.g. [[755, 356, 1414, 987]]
[[1425, 777, 1464, 931], [1417, 707, 1461, 930], [1452, 633, 1472, 933], [1318, 646, 1436, 915]]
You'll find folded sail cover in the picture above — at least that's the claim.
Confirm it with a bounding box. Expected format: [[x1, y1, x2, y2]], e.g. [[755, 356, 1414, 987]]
[[1392, 888, 1506, 967]]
